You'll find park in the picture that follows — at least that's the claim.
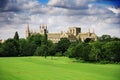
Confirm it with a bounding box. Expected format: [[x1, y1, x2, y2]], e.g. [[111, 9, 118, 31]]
[[0, 31, 120, 80], [0, 0, 120, 80], [0, 57, 120, 80]]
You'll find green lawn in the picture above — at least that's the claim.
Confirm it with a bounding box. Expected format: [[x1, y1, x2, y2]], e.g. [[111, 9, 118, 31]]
[[0, 57, 120, 80]]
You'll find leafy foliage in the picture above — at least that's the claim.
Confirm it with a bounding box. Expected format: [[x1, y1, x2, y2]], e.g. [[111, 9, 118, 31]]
[[27, 34, 42, 47], [14, 31, 19, 41], [0, 33, 120, 63], [34, 45, 48, 56], [56, 38, 70, 56], [1, 39, 19, 56]]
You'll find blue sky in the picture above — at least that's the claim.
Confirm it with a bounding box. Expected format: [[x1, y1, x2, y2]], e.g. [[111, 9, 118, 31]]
[[93, 0, 120, 7], [38, 0, 120, 7], [38, 0, 49, 4], [0, 0, 120, 39]]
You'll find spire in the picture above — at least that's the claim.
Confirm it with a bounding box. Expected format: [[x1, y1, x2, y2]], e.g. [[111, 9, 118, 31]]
[[88, 28, 90, 37], [26, 24, 30, 38], [93, 28, 94, 33], [40, 24, 41, 29], [45, 25, 47, 29], [26, 23, 30, 32], [88, 28, 90, 33]]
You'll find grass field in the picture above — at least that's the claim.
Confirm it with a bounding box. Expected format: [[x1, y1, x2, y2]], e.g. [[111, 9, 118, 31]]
[[0, 57, 120, 80]]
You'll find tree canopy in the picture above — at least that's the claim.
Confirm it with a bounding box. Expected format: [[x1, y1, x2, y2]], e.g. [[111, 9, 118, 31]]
[[0, 34, 120, 63], [14, 31, 19, 41]]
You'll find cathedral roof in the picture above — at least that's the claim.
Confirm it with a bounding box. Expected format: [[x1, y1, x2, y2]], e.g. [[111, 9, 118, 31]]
[[47, 33, 61, 38]]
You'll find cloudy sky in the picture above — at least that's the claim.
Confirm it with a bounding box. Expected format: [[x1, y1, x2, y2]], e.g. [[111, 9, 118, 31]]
[[0, 0, 120, 39]]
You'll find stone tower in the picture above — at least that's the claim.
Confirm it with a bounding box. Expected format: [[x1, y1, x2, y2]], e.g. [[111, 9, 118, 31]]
[[88, 28, 90, 37], [69, 27, 81, 36], [40, 24, 48, 35], [26, 24, 30, 38]]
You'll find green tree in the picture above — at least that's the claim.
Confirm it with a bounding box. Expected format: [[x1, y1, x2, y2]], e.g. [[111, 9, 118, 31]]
[[67, 42, 91, 61], [19, 38, 26, 56], [48, 43, 57, 58], [89, 41, 103, 62], [27, 34, 42, 47], [111, 37, 120, 41], [67, 43, 85, 59], [47, 40, 56, 56], [41, 31, 48, 58], [45, 31, 48, 58], [14, 31, 20, 55], [56, 38, 70, 56], [19, 38, 37, 56], [82, 44, 91, 61], [0, 44, 4, 56], [99, 35, 111, 42], [2, 39, 19, 56], [89, 47, 100, 62], [14, 31, 19, 41], [42, 32, 48, 45], [34, 45, 48, 57], [102, 41, 120, 62], [66, 43, 77, 58]]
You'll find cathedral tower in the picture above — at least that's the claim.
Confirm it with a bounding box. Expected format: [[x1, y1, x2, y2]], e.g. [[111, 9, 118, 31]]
[[26, 24, 30, 38], [69, 27, 81, 36], [40, 24, 48, 35]]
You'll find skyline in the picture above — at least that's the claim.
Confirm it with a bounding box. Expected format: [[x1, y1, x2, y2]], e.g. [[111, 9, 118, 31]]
[[0, 0, 120, 40]]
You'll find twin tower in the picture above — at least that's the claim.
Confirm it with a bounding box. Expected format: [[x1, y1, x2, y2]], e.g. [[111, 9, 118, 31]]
[[26, 24, 48, 38]]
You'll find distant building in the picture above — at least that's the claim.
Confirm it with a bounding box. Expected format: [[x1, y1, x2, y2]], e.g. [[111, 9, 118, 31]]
[[0, 39, 5, 43], [26, 24, 97, 43]]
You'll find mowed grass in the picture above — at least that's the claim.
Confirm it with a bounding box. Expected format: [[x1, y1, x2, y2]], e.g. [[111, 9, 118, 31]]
[[0, 57, 120, 80]]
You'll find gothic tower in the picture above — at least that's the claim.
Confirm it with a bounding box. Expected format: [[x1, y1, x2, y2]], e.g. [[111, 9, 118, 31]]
[[40, 24, 48, 35], [26, 24, 30, 38], [88, 28, 91, 37], [69, 27, 81, 36]]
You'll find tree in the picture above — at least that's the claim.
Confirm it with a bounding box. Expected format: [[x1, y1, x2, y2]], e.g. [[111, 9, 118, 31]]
[[89, 41, 103, 62], [56, 38, 70, 56], [19, 38, 26, 56], [41, 31, 48, 58], [34, 45, 48, 57], [47, 40, 56, 56], [99, 35, 111, 42], [65, 43, 75, 58], [14, 31, 19, 41], [89, 46, 100, 62], [0, 44, 4, 57], [2, 39, 19, 56], [14, 31, 20, 55], [102, 41, 120, 62], [42, 32, 48, 45], [111, 37, 120, 41], [48, 43, 57, 58], [19, 38, 37, 56], [82, 43, 91, 61], [67, 42, 91, 61], [27, 34, 42, 47]]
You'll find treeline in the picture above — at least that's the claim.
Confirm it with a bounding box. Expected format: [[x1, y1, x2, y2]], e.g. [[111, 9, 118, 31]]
[[0, 32, 120, 63]]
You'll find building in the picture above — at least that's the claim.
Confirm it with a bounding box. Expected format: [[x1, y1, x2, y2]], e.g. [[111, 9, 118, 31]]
[[26, 24, 97, 43], [77, 29, 97, 41], [0, 39, 5, 43]]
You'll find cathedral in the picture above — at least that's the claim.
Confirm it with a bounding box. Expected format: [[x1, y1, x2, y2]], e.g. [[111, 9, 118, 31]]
[[26, 24, 97, 43]]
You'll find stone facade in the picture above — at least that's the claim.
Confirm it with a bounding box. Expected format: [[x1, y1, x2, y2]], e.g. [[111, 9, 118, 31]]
[[26, 24, 97, 43], [0, 39, 5, 43]]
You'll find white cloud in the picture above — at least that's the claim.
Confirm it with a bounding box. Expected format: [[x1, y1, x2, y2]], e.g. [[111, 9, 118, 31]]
[[0, 0, 120, 40], [108, 7, 120, 14], [48, 0, 95, 9]]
